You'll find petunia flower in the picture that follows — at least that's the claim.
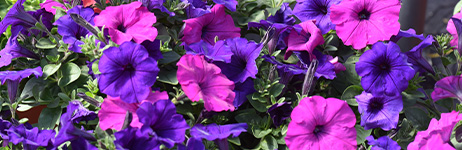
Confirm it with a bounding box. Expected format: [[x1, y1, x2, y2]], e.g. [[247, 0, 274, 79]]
[[24, 8, 53, 37], [114, 126, 159, 150], [0, 27, 39, 68], [285, 20, 324, 60], [330, 0, 401, 49], [182, 4, 240, 45], [447, 12, 462, 50], [98, 90, 168, 130], [138, 0, 175, 16], [94, 2, 158, 45], [366, 135, 401, 150], [293, 0, 342, 34], [67, 100, 97, 124], [285, 96, 357, 150], [7, 124, 55, 150], [214, 37, 262, 83], [178, 137, 205, 150], [355, 42, 415, 97], [184, 40, 233, 63], [267, 102, 293, 127], [182, 0, 211, 18], [40, 0, 66, 15], [137, 100, 189, 148], [355, 92, 402, 130], [328, 56, 346, 73], [0, 67, 42, 103], [233, 79, 255, 108], [432, 75, 462, 102], [295, 50, 337, 80], [262, 55, 306, 85], [213, 0, 237, 11], [0, 0, 39, 34], [408, 111, 462, 150], [55, 6, 97, 53], [390, 28, 425, 42], [98, 42, 160, 103], [0, 119, 11, 146], [190, 123, 247, 150], [141, 39, 164, 61], [451, 17, 462, 54], [177, 54, 235, 112]]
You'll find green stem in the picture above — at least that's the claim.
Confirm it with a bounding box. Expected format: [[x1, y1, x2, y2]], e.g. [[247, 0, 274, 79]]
[[416, 100, 441, 119]]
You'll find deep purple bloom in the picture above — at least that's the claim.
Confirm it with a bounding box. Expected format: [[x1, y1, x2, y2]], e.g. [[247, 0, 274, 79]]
[[0, 67, 42, 103], [293, 0, 342, 34], [355, 42, 415, 96], [431, 75, 462, 102], [98, 42, 160, 103], [213, 0, 237, 11], [233, 79, 255, 107], [0, 119, 11, 146], [267, 102, 293, 127], [452, 17, 462, 54], [139, 0, 175, 16], [190, 123, 247, 150], [141, 39, 163, 61], [0, 26, 39, 68], [214, 38, 262, 83], [182, 0, 211, 18], [355, 92, 402, 130], [178, 137, 205, 150], [184, 40, 232, 63], [262, 55, 306, 85], [390, 28, 425, 42], [24, 8, 53, 36], [114, 126, 159, 150], [137, 100, 189, 148], [67, 101, 97, 124], [7, 124, 55, 150], [0, 0, 39, 34], [295, 51, 337, 80], [366, 135, 401, 150], [248, 3, 295, 53], [55, 6, 96, 53]]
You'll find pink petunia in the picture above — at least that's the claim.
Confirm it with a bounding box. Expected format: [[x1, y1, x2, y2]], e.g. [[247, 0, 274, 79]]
[[40, 0, 66, 15], [94, 2, 158, 45], [177, 54, 235, 112], [447, 12, 462, 49], [328, 56, 346, 73], [330, 0, 401, 49], [285, 20, 324, 60], [182, 4, 240, 45], [285, 96, 357, 150], [98, 90, 168, 130]]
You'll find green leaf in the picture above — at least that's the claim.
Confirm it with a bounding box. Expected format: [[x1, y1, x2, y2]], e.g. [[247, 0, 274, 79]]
[[157, 68, 178, 85], [404, 107, 431, 130], [42, 63, 61, 79], [58, 62, 81, 87], [253, 128, 272, 138], [355, 125, 372, 145], [158, 51, 181, 64], [401, 91, 424, 107], [235, 109, 261, 124], [260, 135, 278, 150], [442, 57, 453, 66], [269, 83, 285, 97], [36, 38, 56, 49], [341, 85, 363, 106], [20, 78, 46, 100], [247, 94, 268, 113], [38, 107, 62, 129], [228, 137, 241, 146]]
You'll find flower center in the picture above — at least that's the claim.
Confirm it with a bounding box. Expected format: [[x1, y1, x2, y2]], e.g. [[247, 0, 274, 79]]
[[379, 63, 390, 71], [117, 24, 127, 33], [313, 125, 324, 135], [123, 64, 135, 71], [368, 97, 384, 113], [358, 9, 371, 20], [318, 5, 328, 15]]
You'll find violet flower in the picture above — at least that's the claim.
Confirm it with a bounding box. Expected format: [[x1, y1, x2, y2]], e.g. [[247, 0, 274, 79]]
[[137, 100, 189, 148], [138, 0, 175, 16], [330, 0, 401, 49], [190, 123, 247, 150], [67, 101, 97, 124], [355, 92, 403, 130], [24, 8, 53, 36], [182, 0, 211, 18], [213, 0, 237, 11], [448, 12, 462, 50], [98, 42, 160, 103], [233, 79, 255, 108], [178, 137, 205, 150], [114, 126, 159, 150], [451, 17, 462, 54], [355, 42, 415, 97], [0, 0, 39, 34], [141, 39, 163, 61], [0, 67, 42, 103], [55, 6, 96, 53], [267, 102, 293, 127], [431, 75, 462, 102], [285, 20, 324, 60], [0, 119, 11, 146], [7, 124, 55, 150], [293, 0, 342, 34], [182, 4, 240, 45], [262, 55, 306, 85], [295, 50, 337, 80], [177, 54, 235, 112], [184, 40, 233, 63], [366, 135, 401, 150], [94, 2, 158, 45], [0, 26, 40, 68], [214, 37, 262, 83]]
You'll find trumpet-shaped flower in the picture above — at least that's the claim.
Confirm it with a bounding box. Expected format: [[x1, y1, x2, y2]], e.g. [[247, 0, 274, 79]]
[[285, 20, 324, 60], [184, 40, 233, 63], [190, 123, 247, 149], [114, 126, 159, 150], [448, 12, 462, 50], [355, 92, 402, 130], [293, 0, 342, 34], [0, 66, 42, 103], [366, 135, 401, 150], [432, 75, 462, 102]]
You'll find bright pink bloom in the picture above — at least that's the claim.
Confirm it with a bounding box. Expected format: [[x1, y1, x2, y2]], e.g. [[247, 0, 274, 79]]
[[182, 4, 240, 45], [447, 12, 462, 49], [98, 90, 168, 130], [285, 20, 324, 60], [408, 111, 462, 150], [94, 2, 158, 45], [285, 96, 357, 150], [431, 75, 462, 101], [40, 0, 65, 15], [328, 56, 346, 73], [330, 0, 401, 49], [177, 54, 235, 112]]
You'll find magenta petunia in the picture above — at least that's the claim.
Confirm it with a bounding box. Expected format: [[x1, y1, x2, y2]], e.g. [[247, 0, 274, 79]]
[[182, 4, 240, 45], [448, 12, 462, 49], [431, 75, 462, 102], [408, 111, 462, 150], [94, 2, 158, 45], [98, 90, 168, 131], [285, 20, 324, 60], [40, 0, 66, 15], [285, 96, 357, 150], [330, 0, 401, 49], [177, 54, 235, 112]]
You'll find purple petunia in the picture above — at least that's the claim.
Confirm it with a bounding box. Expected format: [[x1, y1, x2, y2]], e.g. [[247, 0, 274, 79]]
[[355, 42, 415, 97], [214, 37, 262, 83], [190, 123, 247, 150], [114, 126, 159, 150], [0, 26, 40, 68], [98, 42, 160, 103], [0, 67, 42, 103], [0, 119, 11, 146], [7, 124, 56, 150], [431, 75, 462, 102], [267, 102, 293, 127], [213, 0, 237, 11], [178, 137, 205, 150], [138, 0, 175, 16], [184, 40, 233, 63], [67, 101, 97, 124], [366, 135, 401, 150], [55, 6, 97, 53], [295, 51, 337, 80], [233, 79, 256, 108], [355, 92, 403, 130], [141, 39, 164, 61], [0, 0, 39, 34], [137, 100, 189, 148], [182, 0, 211, 18], [293, 0, 342, 34], [24, 8, 53, 36]]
